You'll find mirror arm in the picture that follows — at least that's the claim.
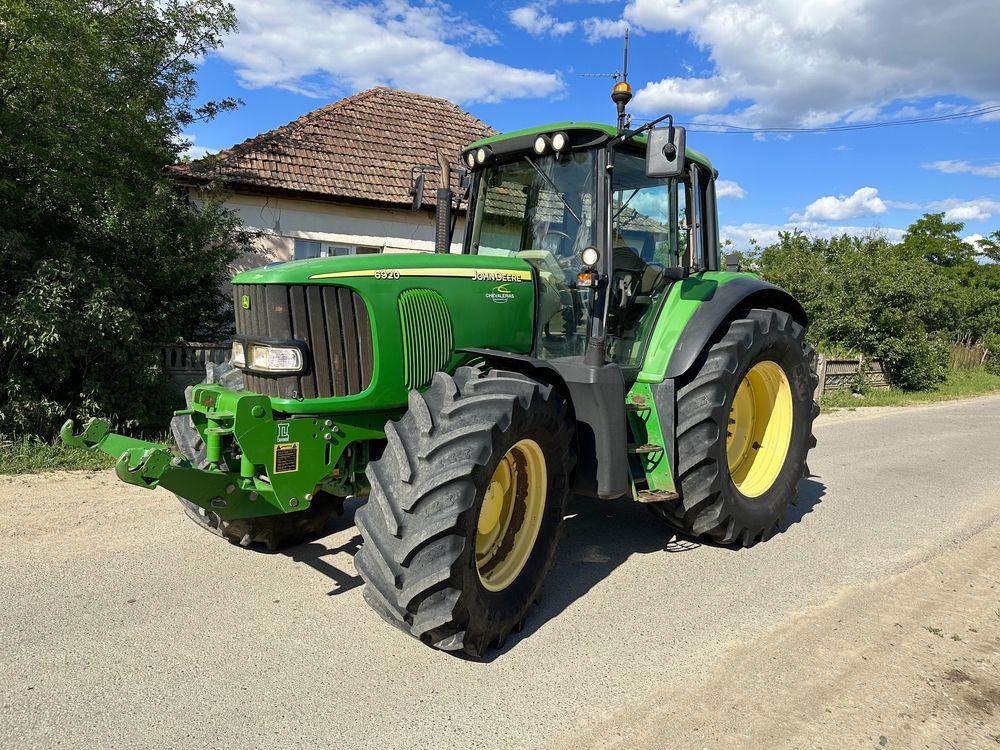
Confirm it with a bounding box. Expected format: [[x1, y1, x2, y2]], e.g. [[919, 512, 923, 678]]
[[610, 113, 673, 148]]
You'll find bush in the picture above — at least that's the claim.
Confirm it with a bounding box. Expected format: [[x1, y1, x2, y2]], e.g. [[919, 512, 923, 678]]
[[880, 335, 949, 391], [984, 334, 1000, 376], [0, 0, 251, 440]]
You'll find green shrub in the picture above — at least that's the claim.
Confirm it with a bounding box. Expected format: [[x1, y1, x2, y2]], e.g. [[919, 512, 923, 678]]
[[0, 0, 252, 440], [984, 334, 1000, 376]]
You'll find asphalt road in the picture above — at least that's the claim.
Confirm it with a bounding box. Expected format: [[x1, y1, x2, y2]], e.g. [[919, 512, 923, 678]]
[[2, 395, 999, 749]]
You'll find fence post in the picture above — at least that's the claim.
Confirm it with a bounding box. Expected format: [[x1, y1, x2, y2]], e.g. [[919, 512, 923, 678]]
[[814, 353, 827, 402]]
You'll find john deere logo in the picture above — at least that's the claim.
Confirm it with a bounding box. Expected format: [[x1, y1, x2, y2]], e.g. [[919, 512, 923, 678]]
[[241, 295, 251, 310], [485, 283, 515, 304], [276, 422, 290, 443]]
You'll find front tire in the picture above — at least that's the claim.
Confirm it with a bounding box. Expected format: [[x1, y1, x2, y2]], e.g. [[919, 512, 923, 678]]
[[651, 308, 819, 546], [355, 366, 574, 656]]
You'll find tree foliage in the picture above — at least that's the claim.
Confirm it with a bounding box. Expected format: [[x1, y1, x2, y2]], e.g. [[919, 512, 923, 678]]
[[0, 0, 253, 438], [752, 215, 1000, 390]]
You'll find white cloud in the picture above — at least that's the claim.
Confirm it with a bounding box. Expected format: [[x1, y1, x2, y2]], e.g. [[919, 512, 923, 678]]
[[792, 187, 887, 222], [716, 179, 745, 199], [632, 76, 732, 112], [722, 222, 906, 250], [927, 198, 1000, 222], [924, 160, 1000, 178], [582, 16, 630, 42], [614, 0, 1000, 124], [218, 0, 562, 104], [509, 6, 576, 37], [175, 133, 216, 160], [963, 233, 985, 248]]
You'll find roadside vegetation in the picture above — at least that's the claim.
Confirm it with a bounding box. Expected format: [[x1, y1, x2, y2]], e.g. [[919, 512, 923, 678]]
[[0, 435, 116, 475], [735, 215, 1000, 409], [820, 369, 1000, 410], [740, 214, 1000, 392], [0, 0, 252, 444]]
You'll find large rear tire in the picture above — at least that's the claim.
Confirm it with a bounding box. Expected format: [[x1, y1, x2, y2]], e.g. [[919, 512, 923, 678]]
[[169, 360, 341, 551], [651, 308, 818, 546], [355, 366, 574, 656]]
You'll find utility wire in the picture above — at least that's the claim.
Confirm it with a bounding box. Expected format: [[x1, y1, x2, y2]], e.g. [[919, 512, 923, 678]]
[[633, 104, 1000, 134]]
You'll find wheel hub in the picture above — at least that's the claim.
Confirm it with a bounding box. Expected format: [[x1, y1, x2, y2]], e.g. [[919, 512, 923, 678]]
[[475, 439, 547, 592], [726, 360, 794, 498]]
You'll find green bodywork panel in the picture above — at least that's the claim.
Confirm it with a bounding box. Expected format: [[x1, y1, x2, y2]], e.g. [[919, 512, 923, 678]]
[[625, 382, 674, 494], [637, 271, 752, 383], [63, 253, 541, 518], [465, 121, 715, 173], [232, 252, 537, 415], [620, 270, 756, 494]]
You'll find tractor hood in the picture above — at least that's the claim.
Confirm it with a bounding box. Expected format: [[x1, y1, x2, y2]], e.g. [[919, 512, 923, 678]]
[[230, 253, 537, 414]]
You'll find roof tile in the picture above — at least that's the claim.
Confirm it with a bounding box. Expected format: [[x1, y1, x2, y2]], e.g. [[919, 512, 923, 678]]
[[172, 87, 496, 208]]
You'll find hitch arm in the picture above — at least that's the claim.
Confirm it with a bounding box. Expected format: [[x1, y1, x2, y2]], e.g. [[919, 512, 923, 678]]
[[60, 418, 182, 489]]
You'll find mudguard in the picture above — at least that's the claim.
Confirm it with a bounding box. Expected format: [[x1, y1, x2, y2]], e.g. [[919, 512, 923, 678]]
[[662, 275, 807, 380]]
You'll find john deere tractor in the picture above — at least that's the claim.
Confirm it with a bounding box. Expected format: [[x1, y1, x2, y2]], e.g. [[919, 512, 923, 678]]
[[64, 91, 818, 655]]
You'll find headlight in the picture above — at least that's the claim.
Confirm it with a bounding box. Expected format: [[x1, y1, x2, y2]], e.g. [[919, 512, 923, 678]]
[[551, 131, 569, 152], [248, 344, 304, 373], [580, 246, 600, 267], [533, 135, 550, 155], [231, 341, 246, 368], [465, 151, 476, 168], [476, 147, 489, 165]]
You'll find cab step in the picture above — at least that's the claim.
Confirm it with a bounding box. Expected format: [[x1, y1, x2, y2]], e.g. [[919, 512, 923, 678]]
[[625, 402, 648, 413], [627, 443, 663, 455], [636, 489, 680, 503]]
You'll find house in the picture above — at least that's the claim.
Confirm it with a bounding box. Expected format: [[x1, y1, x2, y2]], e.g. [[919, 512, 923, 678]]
[[170, 87, 496, 271]]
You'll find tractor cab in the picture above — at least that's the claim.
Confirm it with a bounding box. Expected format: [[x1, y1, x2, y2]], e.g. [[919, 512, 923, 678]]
[[459, 122, 719, 373]]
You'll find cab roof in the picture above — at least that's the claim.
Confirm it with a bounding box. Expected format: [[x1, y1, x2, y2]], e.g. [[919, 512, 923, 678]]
[[465, 121, 714, 173]]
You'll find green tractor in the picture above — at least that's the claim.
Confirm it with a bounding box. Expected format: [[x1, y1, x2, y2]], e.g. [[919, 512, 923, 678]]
[[63, 90, 818, 656]]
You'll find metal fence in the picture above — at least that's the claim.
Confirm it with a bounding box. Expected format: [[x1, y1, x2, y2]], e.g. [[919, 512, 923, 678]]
[[152, 341, 231, 391]]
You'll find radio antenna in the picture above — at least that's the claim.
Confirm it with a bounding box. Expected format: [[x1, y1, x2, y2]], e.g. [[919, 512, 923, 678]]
[[610, 28, 632, 131]]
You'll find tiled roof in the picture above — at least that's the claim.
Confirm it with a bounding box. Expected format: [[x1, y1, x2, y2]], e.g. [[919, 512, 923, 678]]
[[170, 87, 496, 208]]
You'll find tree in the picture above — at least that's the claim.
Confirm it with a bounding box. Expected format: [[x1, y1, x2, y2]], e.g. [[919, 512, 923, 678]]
[[754, 227, 952, 390], [0, 0, 253, 438]]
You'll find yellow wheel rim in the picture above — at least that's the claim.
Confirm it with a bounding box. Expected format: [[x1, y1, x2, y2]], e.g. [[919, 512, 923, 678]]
[[726, 360, 794, 498], [476, 439, 547, 592]]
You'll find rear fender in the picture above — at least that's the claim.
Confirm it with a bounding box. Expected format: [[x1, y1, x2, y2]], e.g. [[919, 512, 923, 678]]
[[641, 275, 807, 383]]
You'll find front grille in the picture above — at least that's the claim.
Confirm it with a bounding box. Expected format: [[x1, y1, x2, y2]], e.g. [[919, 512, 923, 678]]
[[398, 289, 453, 390], [234, 284, 374, 399]]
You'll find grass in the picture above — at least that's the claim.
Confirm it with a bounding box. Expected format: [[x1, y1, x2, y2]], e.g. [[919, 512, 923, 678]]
[[0, 435, 117, 475], [821, 369, 1000, 410]]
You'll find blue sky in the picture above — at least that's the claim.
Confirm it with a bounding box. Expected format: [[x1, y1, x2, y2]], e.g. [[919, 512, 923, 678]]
[[185, 0, 1000, 250]]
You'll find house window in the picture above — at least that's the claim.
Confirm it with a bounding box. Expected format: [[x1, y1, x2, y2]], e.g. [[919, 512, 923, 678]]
[[294, 239, 323, 259], [294, 239, 382, 259]]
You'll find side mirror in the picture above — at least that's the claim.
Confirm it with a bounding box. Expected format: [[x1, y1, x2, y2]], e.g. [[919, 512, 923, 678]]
[[409, 173, 425, 211], [645, 125, 686, 178]]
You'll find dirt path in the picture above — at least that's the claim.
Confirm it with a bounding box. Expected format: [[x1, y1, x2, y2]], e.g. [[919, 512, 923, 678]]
[[551, 521, 1000, 750]]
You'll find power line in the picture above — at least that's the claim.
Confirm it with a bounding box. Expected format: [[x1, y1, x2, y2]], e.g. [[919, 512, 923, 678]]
[[632, 104, 1000, 134]]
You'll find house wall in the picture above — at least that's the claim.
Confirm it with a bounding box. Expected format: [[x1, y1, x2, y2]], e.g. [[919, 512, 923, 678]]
[[203, 192, 467, 274]]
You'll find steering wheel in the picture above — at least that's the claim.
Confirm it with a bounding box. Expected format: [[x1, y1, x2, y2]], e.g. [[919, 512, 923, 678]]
[[539, 230, 573, 267]]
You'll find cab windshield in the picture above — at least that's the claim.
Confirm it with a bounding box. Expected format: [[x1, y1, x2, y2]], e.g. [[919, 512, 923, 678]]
[[466, 150, 596, 358]]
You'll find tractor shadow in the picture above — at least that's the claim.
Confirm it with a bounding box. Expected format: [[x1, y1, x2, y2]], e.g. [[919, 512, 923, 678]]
[[279, 478, 826, 657], [281, 496, 366, 596], [480, 475, 827, 660]]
